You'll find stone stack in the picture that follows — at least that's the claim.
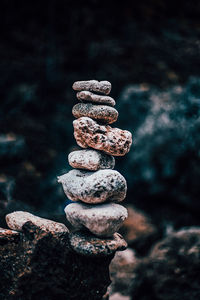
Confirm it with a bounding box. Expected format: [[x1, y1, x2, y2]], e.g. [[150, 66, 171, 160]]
[[58, 80, 132, 255]]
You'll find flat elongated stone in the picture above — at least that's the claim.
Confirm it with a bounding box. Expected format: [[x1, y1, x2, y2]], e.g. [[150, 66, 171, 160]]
[[72, 103, 118, 124], [77, 91, 116, 106], [58, 169, 127, 204], [65, 202, 128, 237], [68, 150, 115, 171], [69, 231, 127, 256], [73, 117, 132, 156], [6, 211, 69, 233], [73, 80, 111, 95]]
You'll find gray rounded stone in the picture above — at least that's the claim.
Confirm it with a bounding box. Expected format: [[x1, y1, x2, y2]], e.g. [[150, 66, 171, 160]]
[[72, 80, 111, 95], [58, 169, 127, 204], [73, 117, 132, 156], [77, 91, 116, 106], [68, 149, 115, 171], [65, 202, 128, 237], [69, 231, 127, 256], [72, 103, 118, 124]]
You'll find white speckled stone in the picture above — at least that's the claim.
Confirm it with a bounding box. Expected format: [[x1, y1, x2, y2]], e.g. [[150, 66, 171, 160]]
[[69, 231, 127, 256], [6, 211, 69, 233], [58, 169, 127, 204], [72, 80, 111, 95], [68, 149, 115, 171], [72, 103, 118, 124], [73, 117, 132, 156], [77, 91, 116, 106], [65, 202, 128, 237]]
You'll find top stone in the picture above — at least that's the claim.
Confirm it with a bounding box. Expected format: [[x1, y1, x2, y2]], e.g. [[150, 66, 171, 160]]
[[72, 80, 111, 95]]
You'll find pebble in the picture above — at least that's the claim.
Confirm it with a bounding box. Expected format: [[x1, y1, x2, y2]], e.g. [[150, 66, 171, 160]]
[[68, 149, 115, 171], [72, 80, 111, 95], [73, 117, 132, 156], [58, 169, 127, 204], [64, 202, 128, 237], [69, 231, 127, 256], [72, 103, 118, 124], [6, 211, 69, 233], [77, 91, 116, 106]]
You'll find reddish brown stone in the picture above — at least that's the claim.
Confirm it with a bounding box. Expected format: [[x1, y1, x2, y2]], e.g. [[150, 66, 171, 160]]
[[73, 117, 132, 156]]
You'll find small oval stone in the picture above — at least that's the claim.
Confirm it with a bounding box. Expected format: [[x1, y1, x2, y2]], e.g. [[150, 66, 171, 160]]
[[77, 91, 115, 106], [65, 202, 128, 237], [72, 80, 111, 95], [68, 150, 115, 171], [72, 103, 118, 124], [73, 117, 132, 156], [69, 231, 127, 256], [58, 169, 127, 204]]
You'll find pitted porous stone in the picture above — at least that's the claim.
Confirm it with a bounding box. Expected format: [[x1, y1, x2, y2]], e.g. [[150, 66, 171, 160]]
[[58, 169, 127, 204], [68, 149, 115, 171], [65, 202, 128, 237], [73, 117, 132, 156], [0, 228, 20, 244], [77, 91, 116, 106], [72, 80, 111, 95], [72, 103, 118, 124], [6, 211, 69, 233], [69, 231, 127, 256]]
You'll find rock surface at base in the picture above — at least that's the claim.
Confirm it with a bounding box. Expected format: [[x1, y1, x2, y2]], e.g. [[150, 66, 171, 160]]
[[69, 231, 127, 256], [0, 211, 113, 300]]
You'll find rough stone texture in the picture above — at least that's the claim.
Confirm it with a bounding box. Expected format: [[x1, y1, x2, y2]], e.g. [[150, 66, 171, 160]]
[[6, 211, 69, 233], [69, 231, 127, 256], [0, 228, 20, 245], [58, 169, 127, 204], [72, 103, 118, 124], [73, 117, 132, 156], [0, 212, 113, 299], [77, 91, 116, 106], [73, 80, 111, 95], [65, 202, 128, 237], [68, 149, 115, 171], [131, 227, 200, 300]]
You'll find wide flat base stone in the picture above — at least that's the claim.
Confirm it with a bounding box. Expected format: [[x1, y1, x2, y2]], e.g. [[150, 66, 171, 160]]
[[69, 231, 127, 256]]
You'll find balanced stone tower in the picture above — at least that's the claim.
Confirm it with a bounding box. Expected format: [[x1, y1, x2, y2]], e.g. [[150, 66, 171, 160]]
[[58, 80, 132, 256]]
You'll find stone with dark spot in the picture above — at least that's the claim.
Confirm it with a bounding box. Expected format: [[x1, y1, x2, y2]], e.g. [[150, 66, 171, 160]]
[[68, 149, 115, 171], [58, 169, 127, 204], [73, 117, 132, 156]]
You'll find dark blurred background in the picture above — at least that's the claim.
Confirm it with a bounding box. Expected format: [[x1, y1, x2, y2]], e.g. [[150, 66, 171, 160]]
[[0, 0, 200, 240]]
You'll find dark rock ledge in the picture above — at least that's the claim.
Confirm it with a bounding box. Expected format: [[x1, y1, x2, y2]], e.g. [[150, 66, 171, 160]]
[[0, 212, 114, 300]]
